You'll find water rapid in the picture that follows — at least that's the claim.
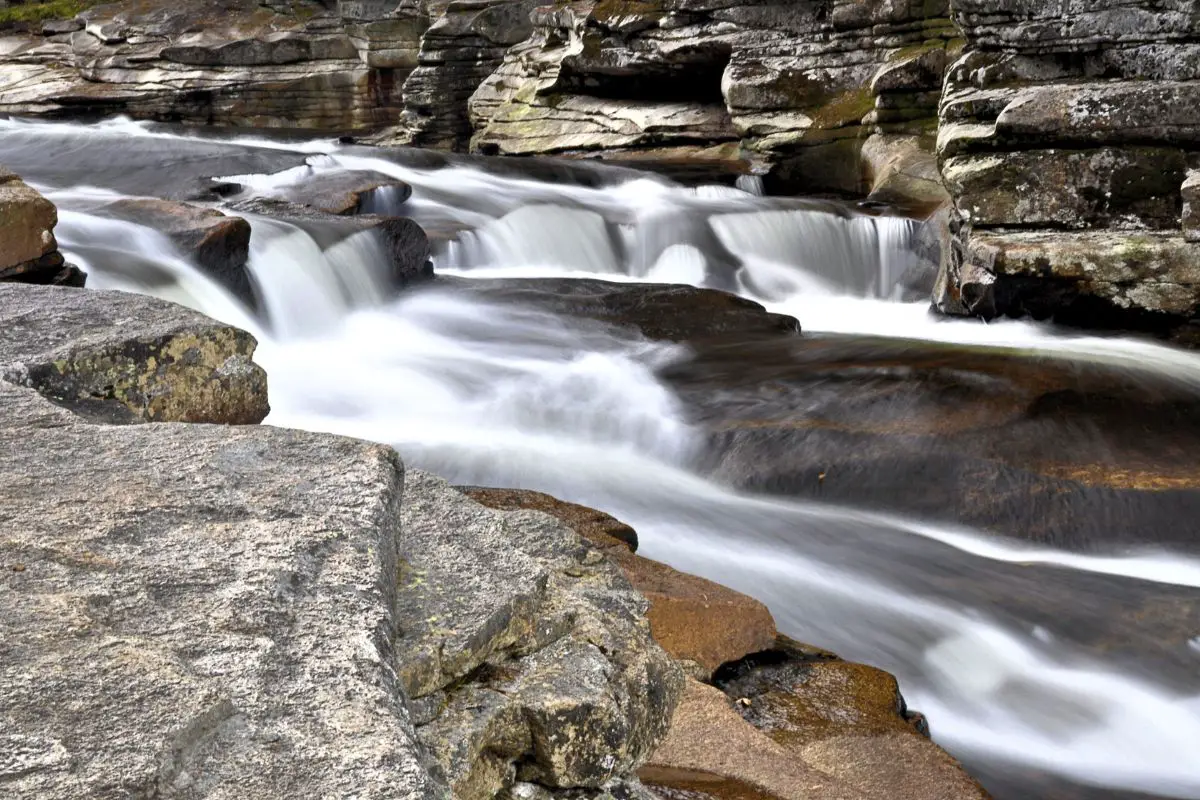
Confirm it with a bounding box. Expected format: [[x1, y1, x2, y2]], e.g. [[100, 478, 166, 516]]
[[6, 117, 1200, 800]]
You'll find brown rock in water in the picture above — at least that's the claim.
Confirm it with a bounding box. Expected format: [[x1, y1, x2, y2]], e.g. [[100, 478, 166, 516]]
[[435, 277, 800, 344], [280, 170, 412, 216], [463, 487, 778, 674], [94, 198, 256, 309], [0, 165, 82, 288], [644, 648, 990, 800]]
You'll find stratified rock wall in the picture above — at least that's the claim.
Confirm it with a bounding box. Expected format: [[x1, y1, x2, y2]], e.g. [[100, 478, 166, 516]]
[[462, 0, 956, 193], [933, 0, 1200, 338]]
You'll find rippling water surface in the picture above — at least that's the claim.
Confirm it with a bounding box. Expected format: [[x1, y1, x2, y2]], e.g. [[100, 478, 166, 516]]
[[5, 116, 1199, 800]]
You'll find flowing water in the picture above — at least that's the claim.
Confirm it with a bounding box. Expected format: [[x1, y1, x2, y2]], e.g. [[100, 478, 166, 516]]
[[4, 116, 1200, 800]]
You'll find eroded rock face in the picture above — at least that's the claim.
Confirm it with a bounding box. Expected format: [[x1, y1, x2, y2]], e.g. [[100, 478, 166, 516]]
[[933, 0, 1200, 338], [0, 166, 83, 287], [458, 0, 955, 199], [0, 0, 416, 130]]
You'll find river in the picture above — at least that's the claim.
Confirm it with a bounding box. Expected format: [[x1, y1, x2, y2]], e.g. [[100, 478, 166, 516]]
[[3, 116, 1199, 800]]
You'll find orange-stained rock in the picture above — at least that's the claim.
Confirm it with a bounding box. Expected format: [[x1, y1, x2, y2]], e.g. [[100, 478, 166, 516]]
[[462, 486, 777, 673], [458, 486, 638, 553], [609, 549, 777, 674]]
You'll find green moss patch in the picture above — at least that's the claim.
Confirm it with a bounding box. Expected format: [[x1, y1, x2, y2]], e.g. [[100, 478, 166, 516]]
[[0, 0, 98, 26]]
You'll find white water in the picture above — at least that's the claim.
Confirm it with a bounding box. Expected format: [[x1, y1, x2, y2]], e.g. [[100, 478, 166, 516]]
[[9, 117, 1200, 799]]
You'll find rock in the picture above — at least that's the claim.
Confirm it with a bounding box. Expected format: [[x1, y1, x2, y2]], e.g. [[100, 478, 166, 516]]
[[228, 197, 433, 290], [461, 486, 640, 553], [1184, 170, 1199, 243], [279, 169, 413, 215], [0, 0, 406, 130], [641, 678, 838, 800], [433, 277, 800, 343], [933, 2, 1200, 335], [0, 283, 269, 425], [0, 166, 68, 284], [0, 285, 445, 798], [92, 198, 256, 310], [462, 486, 778, 674], [610, 550, 778, 675], [966, 230, 1200, 322], [643, 646, 988, 800], [709, 644, 990, 800], [665, 332, 1200, 554], [450, 0, 954, 200], [0, 283, 684, 799], [943, 148, 1187, 230], [398, 471, 684, 795], [860, 133, 950, 217]]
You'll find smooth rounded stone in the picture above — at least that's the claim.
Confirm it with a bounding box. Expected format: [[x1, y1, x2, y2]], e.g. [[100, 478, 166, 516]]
[[430, 277, 800, 343], [0, 169, 57, 270], [278, 169, 413, 215], [665, 333, 1200, 553], [860, 133, 950, 217], [0, 283, 268, 425], [92, 198, 257, 310], [610, 549, 778, 675]]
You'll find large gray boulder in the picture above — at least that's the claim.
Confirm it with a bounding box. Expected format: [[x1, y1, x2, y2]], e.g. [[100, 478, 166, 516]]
[[0, 283, 682, 799]]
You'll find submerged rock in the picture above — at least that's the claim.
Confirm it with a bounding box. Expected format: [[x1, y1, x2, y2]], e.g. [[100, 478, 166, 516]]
[[434, 277, 800, 343], [93, 198, 257, 310]]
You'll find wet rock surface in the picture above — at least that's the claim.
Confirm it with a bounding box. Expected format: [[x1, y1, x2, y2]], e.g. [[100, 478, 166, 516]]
[[432, 276, 800, 343], [667, 332, 1200, 553], [91, 198, 256, 309], [228, 196, 433, 290]]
